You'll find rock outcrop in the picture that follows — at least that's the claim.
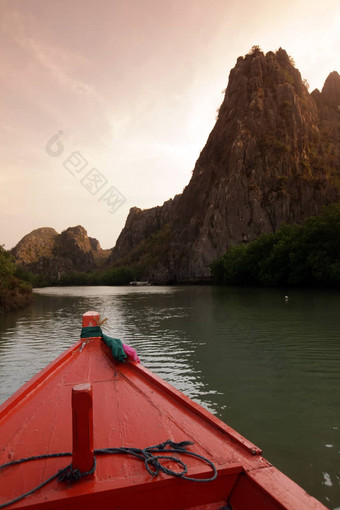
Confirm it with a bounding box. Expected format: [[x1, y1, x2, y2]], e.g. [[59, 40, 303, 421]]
[[12, 228, 58, 265], [110, 48, 340, 282], [12, 226, 110, 280]]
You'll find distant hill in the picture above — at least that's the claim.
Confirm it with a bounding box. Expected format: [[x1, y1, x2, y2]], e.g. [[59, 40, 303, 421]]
[[12, 226, 110, 280], [109, 47, 340, 282]]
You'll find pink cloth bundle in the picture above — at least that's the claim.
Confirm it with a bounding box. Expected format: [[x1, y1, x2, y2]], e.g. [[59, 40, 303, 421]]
[[122, 343, 140, 363]]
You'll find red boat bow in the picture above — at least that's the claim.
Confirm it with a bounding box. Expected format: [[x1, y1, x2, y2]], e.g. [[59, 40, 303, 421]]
[[0, 312, 328, 510]]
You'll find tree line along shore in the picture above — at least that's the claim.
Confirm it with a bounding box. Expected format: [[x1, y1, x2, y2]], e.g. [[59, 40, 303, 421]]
[[211, 203, 340, 287]]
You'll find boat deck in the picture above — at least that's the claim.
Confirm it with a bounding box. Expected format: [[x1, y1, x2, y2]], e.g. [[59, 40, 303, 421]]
[[0, 336, 327, 509]]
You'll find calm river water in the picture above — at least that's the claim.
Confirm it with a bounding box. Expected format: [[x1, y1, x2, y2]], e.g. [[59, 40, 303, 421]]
[[0, 285, 339, 508]]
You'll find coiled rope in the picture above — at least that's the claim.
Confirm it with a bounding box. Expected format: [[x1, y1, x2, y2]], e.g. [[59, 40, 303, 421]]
[[0, 440, 217, 509]]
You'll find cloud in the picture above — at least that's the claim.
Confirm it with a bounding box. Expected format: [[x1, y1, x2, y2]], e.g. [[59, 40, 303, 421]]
[[1, 5, 108, 107], [14, 35, 102, 103], [27, 41, 97, 97]]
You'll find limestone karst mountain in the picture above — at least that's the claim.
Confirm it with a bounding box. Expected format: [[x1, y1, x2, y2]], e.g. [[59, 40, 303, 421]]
[[12, 48, 340, 284], [109, 47, 340, 282], [12, 226, 110, 279]]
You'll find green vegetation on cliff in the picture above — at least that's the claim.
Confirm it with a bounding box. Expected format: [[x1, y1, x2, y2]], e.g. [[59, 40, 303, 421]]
[[111, 223, 172, 274], [0, 246, 33, 311], [211, 203, 340, 287]]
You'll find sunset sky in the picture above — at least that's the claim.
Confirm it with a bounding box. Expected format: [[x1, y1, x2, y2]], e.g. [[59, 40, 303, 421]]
[[1, 0, 339, 250]]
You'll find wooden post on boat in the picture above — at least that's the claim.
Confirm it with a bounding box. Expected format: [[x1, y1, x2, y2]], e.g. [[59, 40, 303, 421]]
[[70, 312, 99, 474], [69, 312, 99, 474], [72, 383, 94, 474], [82, 310, 101, 328]]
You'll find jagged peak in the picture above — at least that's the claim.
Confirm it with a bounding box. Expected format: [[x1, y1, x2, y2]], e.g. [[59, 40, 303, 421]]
[[61, 225, 88, 236], [129, 206, 143, 214], [229, 46, 299, 81], [321, 71, 340, 107], [276, 47, 291, 63], [242, 46, 292, 64], [323, 70, 340, 85], [247, 45, 264, 57], [218, 46, 308, 123]]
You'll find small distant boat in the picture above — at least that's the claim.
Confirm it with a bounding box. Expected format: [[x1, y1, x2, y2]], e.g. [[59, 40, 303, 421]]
[[129, 281, 151, 286], [0, 312, 327, 509]]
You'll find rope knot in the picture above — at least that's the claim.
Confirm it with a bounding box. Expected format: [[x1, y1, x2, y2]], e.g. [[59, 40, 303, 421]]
[[57, 457, 96, 484], [57, 465, 82, 483]]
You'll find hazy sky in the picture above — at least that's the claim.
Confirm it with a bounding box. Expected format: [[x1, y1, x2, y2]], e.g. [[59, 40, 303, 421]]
[[1, 0, 339, 249]]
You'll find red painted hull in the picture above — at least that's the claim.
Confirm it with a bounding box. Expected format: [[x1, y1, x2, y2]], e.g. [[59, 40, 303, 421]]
[[0, 335, 327, 510]]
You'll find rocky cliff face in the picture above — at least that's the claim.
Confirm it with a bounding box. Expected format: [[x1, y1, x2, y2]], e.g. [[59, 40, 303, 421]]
[[110, 48, 340, 282], [12, 226, 110, 279], [110, 198, 177, 262]]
